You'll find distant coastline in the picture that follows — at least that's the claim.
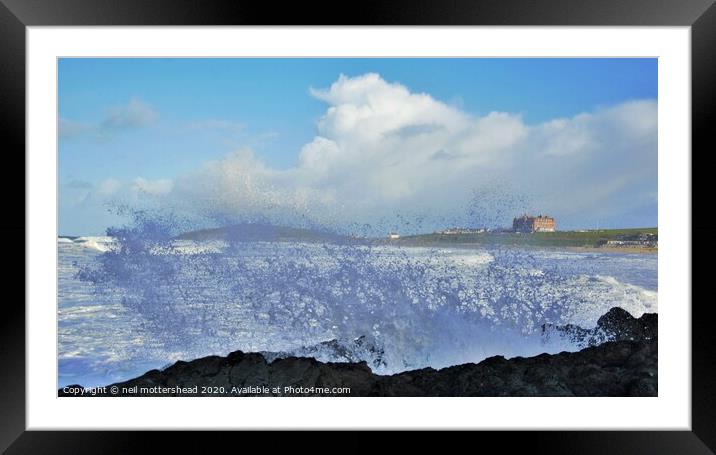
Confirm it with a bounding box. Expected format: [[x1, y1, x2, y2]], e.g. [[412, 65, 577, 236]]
[[566, 246, 657, 254], [385, 227, 658, 254], [383, 242, 658, 255], [60, 226, 658, 255]]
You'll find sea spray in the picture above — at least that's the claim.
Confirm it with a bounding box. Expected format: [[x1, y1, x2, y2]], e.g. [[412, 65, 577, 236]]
[[70, 210, 657, 380]]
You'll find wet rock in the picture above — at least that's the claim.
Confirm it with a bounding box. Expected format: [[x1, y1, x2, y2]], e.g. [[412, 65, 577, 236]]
[[59, 307, 657, 397], [542, 307, 658, 347], [261, 335, 387, 370], [597, 307, 657, 341]]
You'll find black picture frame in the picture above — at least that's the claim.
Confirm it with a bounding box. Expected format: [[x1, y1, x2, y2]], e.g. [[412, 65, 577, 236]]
[[2, 0, 714, 451]]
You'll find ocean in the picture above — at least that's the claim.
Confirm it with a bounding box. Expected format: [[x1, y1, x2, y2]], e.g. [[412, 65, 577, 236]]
[[58, 237, 657, 388]]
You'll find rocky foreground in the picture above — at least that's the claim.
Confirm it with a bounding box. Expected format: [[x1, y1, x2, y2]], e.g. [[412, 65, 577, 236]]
[[59, 307, 657, 397]]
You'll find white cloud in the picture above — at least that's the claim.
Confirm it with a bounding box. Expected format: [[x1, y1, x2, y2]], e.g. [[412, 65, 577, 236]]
[[102, 97, 158, 130], [60, 97, 158, 141], [70, 177, 174, 210], [75, 74, 658, 233], [65, 178, 93, 189], [59, 117, 92, 139], [171, 74, 656, 231], [97, 178, 122, 196], [132, 177, 174, 196], [298, 137, 341, 171]]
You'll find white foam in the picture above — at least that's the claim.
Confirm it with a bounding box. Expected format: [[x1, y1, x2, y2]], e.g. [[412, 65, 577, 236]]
[[71, 236, 116, 252], [58, 241, 658, 386]]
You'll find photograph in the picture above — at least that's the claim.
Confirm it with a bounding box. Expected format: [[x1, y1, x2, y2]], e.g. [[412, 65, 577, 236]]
[[3, 0, 712, 448], [56, 57, 659, 398]]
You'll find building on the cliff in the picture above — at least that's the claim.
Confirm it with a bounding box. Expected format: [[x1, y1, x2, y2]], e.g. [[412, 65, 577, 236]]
[[388, 232, 400, 240], [513, 214, 556, 233]]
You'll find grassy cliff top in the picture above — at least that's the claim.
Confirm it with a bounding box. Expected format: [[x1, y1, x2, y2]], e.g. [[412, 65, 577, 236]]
[[391, 227, 658, 249]]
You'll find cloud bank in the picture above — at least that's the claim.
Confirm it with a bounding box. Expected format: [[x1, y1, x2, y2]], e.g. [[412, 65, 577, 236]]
[[60, 97, 158, 139], [69, 73, 657, 234]]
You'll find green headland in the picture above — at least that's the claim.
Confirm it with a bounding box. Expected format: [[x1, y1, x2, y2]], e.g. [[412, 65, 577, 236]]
[[387, 227, 658, 252]]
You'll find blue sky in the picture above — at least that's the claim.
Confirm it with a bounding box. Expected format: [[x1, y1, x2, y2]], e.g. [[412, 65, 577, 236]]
[[59, 58, 657, 235]]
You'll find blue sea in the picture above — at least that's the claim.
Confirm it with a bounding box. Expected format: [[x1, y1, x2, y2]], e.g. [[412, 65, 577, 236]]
[[58, 237, 657, 388]]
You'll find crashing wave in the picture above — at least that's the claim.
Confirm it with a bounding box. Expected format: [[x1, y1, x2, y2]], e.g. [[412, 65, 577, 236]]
[[65, 232, 656, 376], [65, 236, 117, 252], [261, 335, 387, 370]]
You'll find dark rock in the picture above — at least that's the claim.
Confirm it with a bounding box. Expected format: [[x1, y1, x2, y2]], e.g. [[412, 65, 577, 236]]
[[260, 335, 387, 370], [59, 307, 657, 397], [597, 307, 657, 341], [542, 307, 657, 347]]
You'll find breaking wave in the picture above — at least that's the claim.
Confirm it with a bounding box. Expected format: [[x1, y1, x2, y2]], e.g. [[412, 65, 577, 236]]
[[59, 215, 657, 387]]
